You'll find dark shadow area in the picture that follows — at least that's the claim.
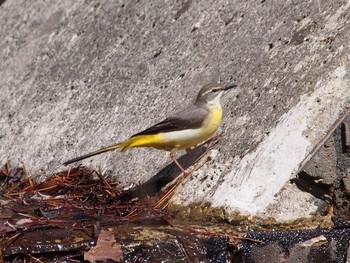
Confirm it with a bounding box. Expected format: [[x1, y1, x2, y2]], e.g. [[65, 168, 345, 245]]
[[128, 143, 210, 198], [292, 171, 331, 200]]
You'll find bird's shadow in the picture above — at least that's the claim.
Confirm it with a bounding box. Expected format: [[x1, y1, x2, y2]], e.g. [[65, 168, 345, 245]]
[[127, 136, 221, 199]]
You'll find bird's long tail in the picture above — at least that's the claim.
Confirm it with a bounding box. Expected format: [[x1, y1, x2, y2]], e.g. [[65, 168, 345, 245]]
[[63, 142, 126, 166], [63, 134, 162, 166]]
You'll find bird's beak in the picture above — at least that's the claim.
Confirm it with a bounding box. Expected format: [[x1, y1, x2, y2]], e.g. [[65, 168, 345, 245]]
[[223, 83, 238, 91]]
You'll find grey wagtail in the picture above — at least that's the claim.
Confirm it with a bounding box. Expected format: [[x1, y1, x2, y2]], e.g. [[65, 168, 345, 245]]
[[63, 82, 237, 172]]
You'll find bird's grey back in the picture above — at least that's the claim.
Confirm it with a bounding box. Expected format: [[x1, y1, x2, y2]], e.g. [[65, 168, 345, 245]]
[[132, 104, 209, 136]]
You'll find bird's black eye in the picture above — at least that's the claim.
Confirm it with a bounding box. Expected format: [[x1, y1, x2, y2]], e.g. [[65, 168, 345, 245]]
[[212, 88, 219, 92]]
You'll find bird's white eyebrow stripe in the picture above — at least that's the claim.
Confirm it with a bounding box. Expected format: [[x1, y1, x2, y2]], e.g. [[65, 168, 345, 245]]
[[201, 88, 220, 96], [202, 89, 214, 96]]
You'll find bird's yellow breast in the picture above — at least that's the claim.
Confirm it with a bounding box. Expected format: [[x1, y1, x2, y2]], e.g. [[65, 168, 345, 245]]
[[202, 105, 223, 138]]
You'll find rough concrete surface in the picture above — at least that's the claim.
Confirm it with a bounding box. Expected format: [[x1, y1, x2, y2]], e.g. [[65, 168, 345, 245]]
[[294, 116, 350, 223], [0, 0, 350, 222], [303, 135, 337, 185]]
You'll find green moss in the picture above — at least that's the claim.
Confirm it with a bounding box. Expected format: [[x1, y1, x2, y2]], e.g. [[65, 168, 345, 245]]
[[168, 201, 325, 231]]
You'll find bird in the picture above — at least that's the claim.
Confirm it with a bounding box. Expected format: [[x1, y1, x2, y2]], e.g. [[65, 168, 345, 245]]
[[63, 82, 237, 173]]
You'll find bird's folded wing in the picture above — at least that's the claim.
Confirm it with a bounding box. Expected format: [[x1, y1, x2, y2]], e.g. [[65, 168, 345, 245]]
[[132, 105, 209, 136]]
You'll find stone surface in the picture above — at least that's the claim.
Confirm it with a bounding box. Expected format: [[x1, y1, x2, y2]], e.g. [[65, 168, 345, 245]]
[[0, 0, 350, 222], [331, 117, 350, 220], [264, 182, 328, 222], [302, 135, 337, 186], [293, 115, 350, 223]]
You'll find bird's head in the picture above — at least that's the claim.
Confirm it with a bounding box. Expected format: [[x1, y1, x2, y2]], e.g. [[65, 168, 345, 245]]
[[195, 82, 237, 107]]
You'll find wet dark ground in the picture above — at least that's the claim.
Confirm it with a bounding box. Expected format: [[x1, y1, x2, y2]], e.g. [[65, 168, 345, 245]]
[[0, 157, 241, 262], [238, 228, 350, 263]]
